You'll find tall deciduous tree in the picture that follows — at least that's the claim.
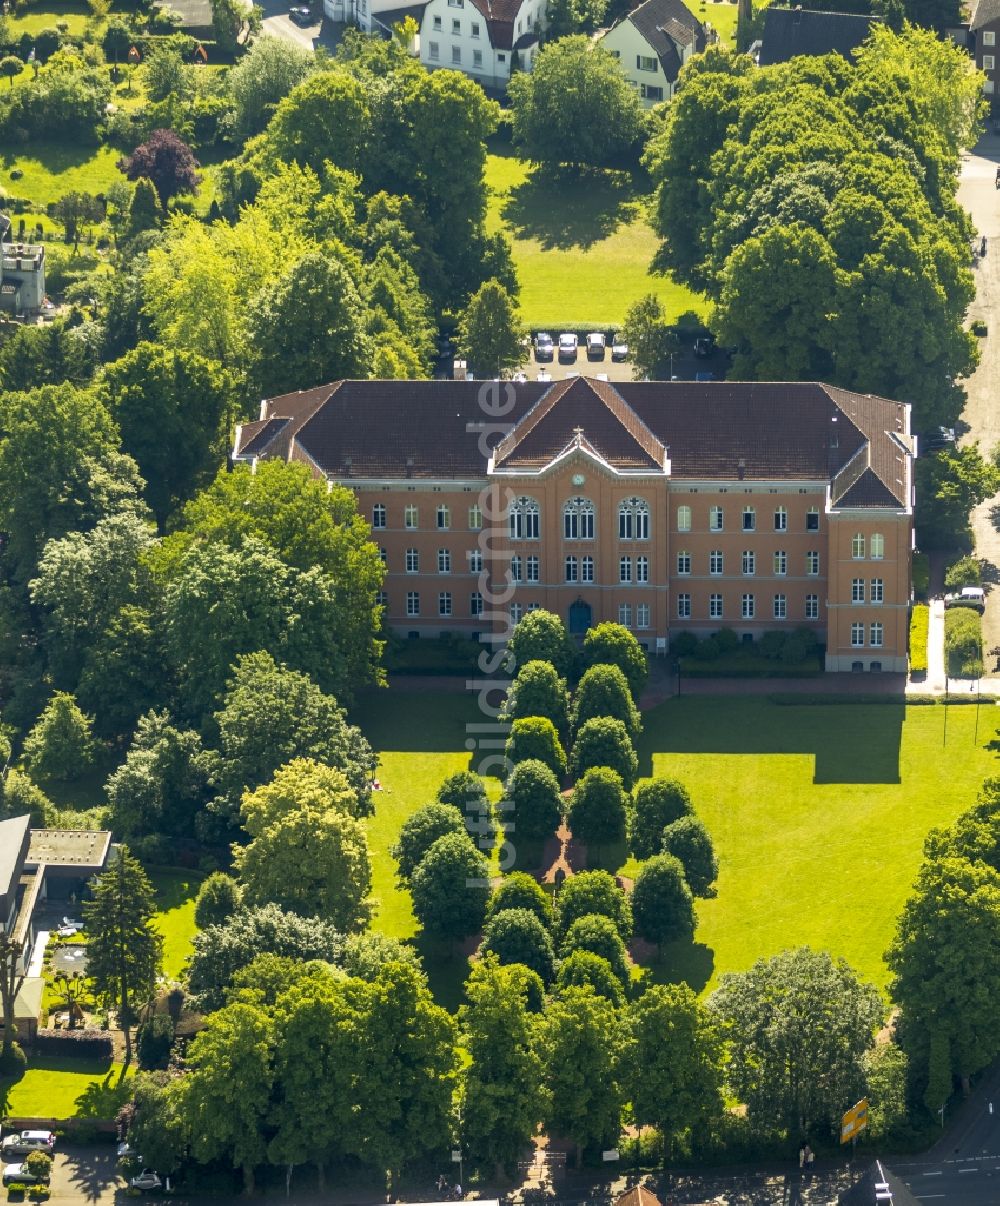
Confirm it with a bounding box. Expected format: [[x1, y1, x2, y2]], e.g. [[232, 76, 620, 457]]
[[581, 622, 648, 701], [410, 832, 491, 943], [479, 908, 557, 983], [456, 279, 525, 378], [503, 759, 564, 844], [571, 717, 638, 790], [392, 803, 468, 882], [559, 914, 630, 985], [915, 445, 1000, 549], [621, 294, 681, 382], [119, 129, 201, 208], [631, 778, 692, 859], [502, 660, 569, 735], [508, 609, 578, 680], [632, 854, 695, 946], [228, 35, 314, 138], [571, 664, 641, 739], [556, 870, 632, 943], [506, 717, 567, 780], [485, 872, 554, 929], [661, 816, 718, 897], [567, 767, 629, 848], [0, 932, 27, 1062], [84, 847, 163, 1068]]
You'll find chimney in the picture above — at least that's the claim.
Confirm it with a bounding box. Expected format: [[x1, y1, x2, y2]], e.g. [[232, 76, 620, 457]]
[[737, 457, 746, 480], [406, 457, 414, 479]]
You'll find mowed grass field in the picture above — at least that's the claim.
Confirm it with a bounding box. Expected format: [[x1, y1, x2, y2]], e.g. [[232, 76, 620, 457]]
[[485, 149, 706, 330], [354, 690, 999, 998], [150, 868, 204, 980]]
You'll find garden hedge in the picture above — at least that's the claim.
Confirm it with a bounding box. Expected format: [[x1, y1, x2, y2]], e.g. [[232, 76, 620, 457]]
[[909, 604, 929, 676], [33, 1030, 114, 1060]]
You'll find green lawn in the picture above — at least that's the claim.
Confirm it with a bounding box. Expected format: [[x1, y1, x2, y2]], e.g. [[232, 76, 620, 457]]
[[1, 144, 122, 208], [355, 690, 1000, 1001], [149, 868, 204, 980], [485, 149, 706, 329], [698, 0, 740, 46], [0, 1058, 133, 1120], [7, 0, 92, 36]]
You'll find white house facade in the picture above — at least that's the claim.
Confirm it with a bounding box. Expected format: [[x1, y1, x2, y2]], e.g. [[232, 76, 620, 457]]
[[600, 0, 706, 106], [418, 0, 545, 91]]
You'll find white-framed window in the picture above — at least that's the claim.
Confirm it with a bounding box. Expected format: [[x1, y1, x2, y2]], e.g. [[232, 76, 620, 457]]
[[619, 497, 650, 540], [527, 603, 540, 613], [468, 504, 482, 530], [439, 592, 452, 617], [406, 548, 419, 573], [851, 622, 865, 647], [581, 556, 594, 582], [471, 19, 480, 34], [407, 591, 420, 616], [510, 496, 540, 540], [742, 593, 755, 619], [438, 548, 451, 574], [376, 590, 388, 609], [852, 578, 865, 603], [985, 28, 996, 44], [806, 508, 820, 531], [618, 603, 633, 627], [870, 622, 883, 648], [640, 84, 664, 102], [472, 49, 482, 67], [870, 578, 883, 604], [428, 39, 439, 59], [468, 548, 483, 574], [564, 497, 595, 540], [709, 550, 724, 575], [851, 533, 865, 559], [636, 555, 649, 583], [773, 550, 787, 576], [637, 53, 657, 71], [526, 555, 539, 582], [510, 555, 522, 583], [565, 556, 578, 583], [709, 593, 723, 619], [677, 550, 691, 575], [470, 591, 483, 616], [773, 594, 786, 620], [404, 504, 418, 529], [742, 550, 755, 576], [497, 51, 506, 60], [447, 0, 463, 6], [379, 547, 387, 565], [433, 14, 442, 27], [677, 593, 691, 619], [372, 504, 386, 528], [677, 505, 692, 532], [452, 45, 461, 63], [986, 53, 996, 69], [451, 16, 460, 30], [637, 603, 651, 629], [774, 506, 787, 531], [510, 603, 523, 624], [742, 506, 756, 532], [709, 506, 724, 532], [620, 557, 632, 584], [806, 550, 820, 576], [805, 594, 819, 620], [870, 533, 884, 560]]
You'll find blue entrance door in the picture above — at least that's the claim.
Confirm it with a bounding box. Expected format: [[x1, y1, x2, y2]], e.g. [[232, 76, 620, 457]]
[[568, 598, 592, 635]]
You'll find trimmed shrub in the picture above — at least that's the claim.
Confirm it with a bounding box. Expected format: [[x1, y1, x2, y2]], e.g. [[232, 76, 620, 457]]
[[567, 766, 629, 847], [508, 609, 577, 680], [570, 663, 642, 739], [486, 871, 554, 929], [479, 907, 557, 982], [554, 949, 624, 1006], [0, 1041, 27, 1077], [559, 913, 630, 984], [504, 758, 563, 842], [632, 777, 693, 859], [671, 631, 698, 657], [33, 1030, 114, 1059], [570, 716, 637, 788], [944, 606, 983, 678], [581, 622, 648, 700], [661, 815, 718, 897], [505, 716, 566, 779], [909, 605, 929, 676], [502, 660, 569, 734], [392, 802, 467, 881], [632, 854, 695, 945], [944, 555, 982, 589], [193, 871, 240, 929], [555, 869, 632, 942]]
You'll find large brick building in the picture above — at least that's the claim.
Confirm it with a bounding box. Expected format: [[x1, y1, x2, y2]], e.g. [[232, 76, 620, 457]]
[[233, 376, 914, 673]]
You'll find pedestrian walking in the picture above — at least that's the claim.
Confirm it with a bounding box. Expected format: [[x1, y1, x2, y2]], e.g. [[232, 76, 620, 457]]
[[804, 1144, 815, 1175], [798, 1141, 806, 1169], [454, 1183, 463, 1200]]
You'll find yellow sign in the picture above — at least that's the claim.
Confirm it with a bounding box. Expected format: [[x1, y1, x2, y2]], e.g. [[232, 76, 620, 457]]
[[841, 1098, 869, 1144]]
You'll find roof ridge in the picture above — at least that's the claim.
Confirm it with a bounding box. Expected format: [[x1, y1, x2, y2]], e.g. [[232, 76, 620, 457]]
[[493, 378, 576, 466]]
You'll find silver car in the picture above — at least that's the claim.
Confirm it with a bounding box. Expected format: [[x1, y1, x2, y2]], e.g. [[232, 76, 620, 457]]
[[1, 1132, 55, 1157], [558, 333, 578, 362]]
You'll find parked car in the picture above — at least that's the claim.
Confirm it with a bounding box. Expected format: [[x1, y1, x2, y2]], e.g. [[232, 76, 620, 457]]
[[2, 1163, 49, 1187], [534, 332, 554, 361], [944, 586, 986, 613], [1, 1132, 55, 1157], [130, 1170, 165, 1191], [695, 372, 716, 382], [289, 6, 312, 22], [558, 333, 578, 362], [693, 335, 715, 358], [586, 332, 606, 360], [611, 335, 628, 362]]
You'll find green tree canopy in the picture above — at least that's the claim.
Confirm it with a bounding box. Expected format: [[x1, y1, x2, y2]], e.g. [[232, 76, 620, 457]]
[[504, 758, 564, 844], [410, 831, 491, 943], [228, 34, 314, 138], [554, 949, 624, 1006], [581, 622, 648, 701], [556, 870, 632, 943], [194, 871, 241, 930], [23, 692, 96, 783], [915, 445, 1000, 549], [632, 777, 693, 859], [508, 609, 577, 680], [571, 717, 638, 790], [571, 663, 641, 739], [661, 816, 718, 897], [567, 767, 629, 848], [559, 913, 630, 985], [456, 278, 525, 378], [502, 659, 569, 735], [392, 803, 468, 881], [506, 716, 567, 780], [486, 871, 555, 929], [632, 854, 695, 946], [479, 907, 557, 982], [621, 294, 682, 381]]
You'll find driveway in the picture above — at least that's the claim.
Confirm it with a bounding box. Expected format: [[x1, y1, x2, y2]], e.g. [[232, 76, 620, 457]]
[[957, 134, 1000, 662], [257, 0, 345, 52]]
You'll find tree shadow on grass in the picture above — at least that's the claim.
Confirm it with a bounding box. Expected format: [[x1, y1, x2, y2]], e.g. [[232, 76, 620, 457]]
[[350, 689, 482, 754], [500, 166, 647, 251], [414, 932, 474, 1014], [631, 937, 715, 995], [0, 141, 109, 178], [75, 1067, 132, 1118], [147, 869, 202, 913]]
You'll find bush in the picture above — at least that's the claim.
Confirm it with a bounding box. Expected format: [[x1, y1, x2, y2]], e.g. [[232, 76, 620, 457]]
[[972, 318, 988, 336], [631, 777, 692, 859], [479, 907, 557, 982], [136, 1014, 174, 1070], [944, 607, 983, 678], [0, 1041, 27, 1077], [909, 605, 929, 676], [33, 1030, 114, 1059], [660, 815, 718, 897], [23, 1153, 51, 1182], [570, 663, 641, 739], [691, 636, 719, 661], [504, 758, 563, 843], [714, 627, 739, 654], [670, 631, 698, 657], [194, 871, 240, 929], [581, 622, 648, 700], [556, 869, 632, 942], [944, 555, 982, 589]]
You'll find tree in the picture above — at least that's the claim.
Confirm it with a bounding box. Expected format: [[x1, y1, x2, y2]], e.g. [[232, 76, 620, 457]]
[[83, 846, 163, 1067], [183, 1002, 274, 1192], [571, 717, 638, 790], [194, 872, 241, 929], [509, 37, 644, 170], [560, 914, 630, 985], [393, 803, 468, 881], [622, 294, 682, 381], [187, 903, 341, 1013], [0, 55, 22, 89], [410, 832, 491, 943], [556, 870, 632, 943], [247, 250, 372, 398], [709, 947, 883, 1134], [916, 445, 1000, 549], [508, 609, 577, 680], [0, 932, 27, 1062], [545, 0, 608, 37], [567, 767, 629, 848], [119, 129, 201, 208], [264, 67, 373, 177], [142, 42, 193, 103], [228, 35, 314, 139], [923, 1030, 953, 1116], [537, 986, 622, 1166], [234, 761, 372, 931], [77, 605, 164, 742], [126, 177, 162, 237], [460, 955, 545, 1176], [661, 816, 718, 897], [211, 0, 249, 55], [582, 622, 648, 701], [437, 771, 491, 838], [571, 664, 641, 739], [102, 342, 234, 527], [479, 908, 557, 982], [506, 716, 567, 779], [504, 759, 564, 844], [632, 778, 693, 859], [123, 1073, 189, 1176], [102, 18, 130, 66], [554, 950, 624, 1006], [456, 279, 525, 378], [23, 693, 96, 783], [52, 191, 102, 248], [863, 1042, 909, 1141], [485, 871, 554, 929], [944, 555, 983, 590], [620, 984, 724, 1153], [632, 854, 695, 947], [887, 854, 1000, 1092], [502, 660, 569, 735], [340, 932, 423, 981]]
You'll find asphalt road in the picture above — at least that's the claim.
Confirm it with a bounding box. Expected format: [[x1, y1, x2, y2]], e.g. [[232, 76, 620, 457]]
[[257, 0, 344, 52]]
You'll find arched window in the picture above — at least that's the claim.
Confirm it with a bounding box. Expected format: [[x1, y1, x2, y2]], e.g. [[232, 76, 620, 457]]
[[618, 496, 650, 540], [564, 497, 595, 540], [509, 496, 540, 540]]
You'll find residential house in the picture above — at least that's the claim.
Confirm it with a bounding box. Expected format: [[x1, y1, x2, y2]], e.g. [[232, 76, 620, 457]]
[[971, 0, 1000, 113], [233, 376, 915, 673], [418, 0, 545, 91], [756, 5, 878, 65], [0, 241, 45, 319], [600, 0, 706, 107], [323, 0, 429, 38]]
